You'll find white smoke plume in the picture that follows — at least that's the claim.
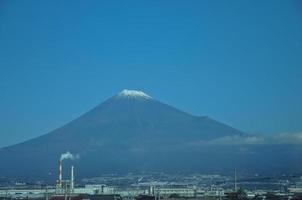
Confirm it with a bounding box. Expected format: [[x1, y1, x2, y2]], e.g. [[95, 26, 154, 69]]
[[60, 151, 80, 161]]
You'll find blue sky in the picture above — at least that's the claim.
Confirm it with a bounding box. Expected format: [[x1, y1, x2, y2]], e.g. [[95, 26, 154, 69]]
[[0, 0, 302, 147]]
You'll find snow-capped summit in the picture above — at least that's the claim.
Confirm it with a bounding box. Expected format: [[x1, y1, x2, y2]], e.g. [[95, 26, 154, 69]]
[[117, 89, 152, 99]]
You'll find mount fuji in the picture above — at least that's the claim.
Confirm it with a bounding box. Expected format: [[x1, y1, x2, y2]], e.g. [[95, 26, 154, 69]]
[[0, 89, 301, 181]]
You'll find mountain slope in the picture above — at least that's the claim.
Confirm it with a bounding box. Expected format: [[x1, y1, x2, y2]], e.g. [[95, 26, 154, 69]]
[[0, 90, 301, 180]]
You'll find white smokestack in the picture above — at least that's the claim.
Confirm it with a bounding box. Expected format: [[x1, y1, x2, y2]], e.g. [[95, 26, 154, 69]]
[[71, 165, 74, 192], [58, 152, 78, 189], [59, 160, 62, 188]]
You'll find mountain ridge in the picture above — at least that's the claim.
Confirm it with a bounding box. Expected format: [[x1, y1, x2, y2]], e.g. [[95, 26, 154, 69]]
[[0, 89, 301, 180]]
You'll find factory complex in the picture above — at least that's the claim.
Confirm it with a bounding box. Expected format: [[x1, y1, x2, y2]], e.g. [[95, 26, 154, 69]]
[[1, 158, 302, 200]]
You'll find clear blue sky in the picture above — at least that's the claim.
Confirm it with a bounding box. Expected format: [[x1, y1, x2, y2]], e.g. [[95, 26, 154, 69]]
[[0, 0, 302, 148]]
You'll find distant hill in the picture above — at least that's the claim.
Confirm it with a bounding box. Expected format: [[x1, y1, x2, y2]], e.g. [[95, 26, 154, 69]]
[[0, 90, 301, 181]]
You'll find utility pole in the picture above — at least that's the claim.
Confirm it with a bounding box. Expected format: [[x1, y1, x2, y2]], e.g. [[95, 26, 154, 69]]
[[45, 185, 48, 200], [234, 168, 237, 192], [64, 182, 67, 200]]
